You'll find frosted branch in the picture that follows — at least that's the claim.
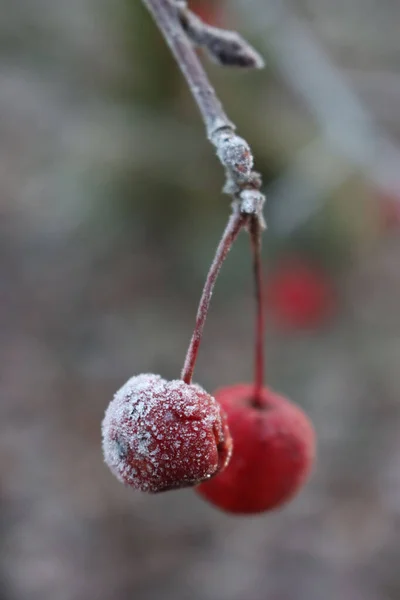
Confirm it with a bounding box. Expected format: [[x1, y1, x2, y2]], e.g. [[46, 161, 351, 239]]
[[142, 0, 266, 224]]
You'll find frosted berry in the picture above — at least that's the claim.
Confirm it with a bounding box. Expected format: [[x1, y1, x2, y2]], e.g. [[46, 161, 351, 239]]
[[196, 384, 315, 514], [102, 373, 232, 493], [266, 260, 334, 329]]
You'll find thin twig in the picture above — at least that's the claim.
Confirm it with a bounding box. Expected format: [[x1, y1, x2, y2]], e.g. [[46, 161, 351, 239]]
[[142, 0, 266, 222], [181, 208, 247, 384], [248, 216, 265, 404]]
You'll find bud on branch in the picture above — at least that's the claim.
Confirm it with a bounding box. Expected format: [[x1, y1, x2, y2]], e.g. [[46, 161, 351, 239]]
[[177, 2, 265, 69]]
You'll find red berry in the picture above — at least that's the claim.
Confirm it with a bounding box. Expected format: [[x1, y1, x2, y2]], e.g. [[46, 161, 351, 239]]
[[196, 384, 315, 514], [266, 260, 334, 329], [102, 373, 232, 493]]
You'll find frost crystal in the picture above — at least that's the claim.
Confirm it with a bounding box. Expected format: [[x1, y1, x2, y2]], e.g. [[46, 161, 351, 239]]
[[215, 132, 253, 180]]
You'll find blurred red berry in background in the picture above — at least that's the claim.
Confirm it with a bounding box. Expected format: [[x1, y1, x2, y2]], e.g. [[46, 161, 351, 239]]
[[266, 259, 335, 330]]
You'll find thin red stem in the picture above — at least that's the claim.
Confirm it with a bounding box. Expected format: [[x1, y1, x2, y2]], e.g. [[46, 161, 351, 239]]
[[182, 210, 247, 384], [249, 216, 265, 405]]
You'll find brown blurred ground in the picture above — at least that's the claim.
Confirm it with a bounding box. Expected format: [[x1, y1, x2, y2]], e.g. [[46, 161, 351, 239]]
[[1, 1, 400, 599]]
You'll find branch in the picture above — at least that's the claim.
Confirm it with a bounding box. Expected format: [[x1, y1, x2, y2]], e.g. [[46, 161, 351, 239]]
[[142, 0, 266, 225], [143, 0, 267, 384]]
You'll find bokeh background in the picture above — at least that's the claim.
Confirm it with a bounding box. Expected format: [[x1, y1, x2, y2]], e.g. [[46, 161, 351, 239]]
[[1, 0, 400, 598]]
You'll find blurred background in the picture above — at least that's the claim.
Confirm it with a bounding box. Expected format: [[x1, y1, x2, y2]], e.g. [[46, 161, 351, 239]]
[[1, 0, 400, 598]]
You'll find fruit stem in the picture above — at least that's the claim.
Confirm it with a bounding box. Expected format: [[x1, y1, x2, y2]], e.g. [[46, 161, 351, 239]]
[[249, 216, 265, 407], [182, 209, 247, 384]]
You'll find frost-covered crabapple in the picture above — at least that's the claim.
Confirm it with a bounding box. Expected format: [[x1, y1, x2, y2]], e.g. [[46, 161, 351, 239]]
[[102, 373, 232, 493], [196, 383, 315, 514]]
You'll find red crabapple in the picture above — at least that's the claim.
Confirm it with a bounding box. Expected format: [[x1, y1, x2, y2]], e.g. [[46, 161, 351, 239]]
[[196, 383, 315, 514], [102, 373, 232, 493]]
